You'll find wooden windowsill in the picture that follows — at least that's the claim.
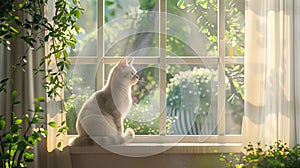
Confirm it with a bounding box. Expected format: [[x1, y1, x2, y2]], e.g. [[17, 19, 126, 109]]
[[70, 142, 242, 155]]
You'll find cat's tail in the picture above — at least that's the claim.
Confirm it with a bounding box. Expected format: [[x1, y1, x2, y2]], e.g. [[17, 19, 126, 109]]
[[71, 128, 135, 146]]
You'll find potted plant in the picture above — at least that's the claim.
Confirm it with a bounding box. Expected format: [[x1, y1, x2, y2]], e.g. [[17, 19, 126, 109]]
[[220, 141, 300, 168]]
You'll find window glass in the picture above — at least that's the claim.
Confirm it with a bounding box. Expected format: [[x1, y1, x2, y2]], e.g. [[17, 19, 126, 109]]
[[166, 64, 218, 135], [225, 0, 245, 56], [69, 0, 97, 57], [64, 64, 96, 134], [225, 64, 244, 134], [104, 0, 159, 56], [167, 0, 218, 56]]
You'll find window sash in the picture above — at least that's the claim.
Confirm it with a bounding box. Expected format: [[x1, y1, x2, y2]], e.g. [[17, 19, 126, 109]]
[[66, 0, 245, 142]]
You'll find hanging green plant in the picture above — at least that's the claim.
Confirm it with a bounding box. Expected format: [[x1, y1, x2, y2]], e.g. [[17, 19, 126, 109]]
[[0, 0, 83, 167]]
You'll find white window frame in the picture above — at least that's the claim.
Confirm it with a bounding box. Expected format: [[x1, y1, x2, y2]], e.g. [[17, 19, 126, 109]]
[[66, 0, 245, 145]]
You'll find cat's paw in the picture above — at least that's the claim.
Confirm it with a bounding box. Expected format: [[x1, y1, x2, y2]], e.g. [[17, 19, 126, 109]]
[[124, 128, 135, 138]]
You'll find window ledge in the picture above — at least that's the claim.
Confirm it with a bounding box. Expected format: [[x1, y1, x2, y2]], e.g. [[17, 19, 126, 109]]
[[70, 142, 242, 155]]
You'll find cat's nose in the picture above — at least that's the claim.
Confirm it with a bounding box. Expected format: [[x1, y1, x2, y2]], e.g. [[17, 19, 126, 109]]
[[134, 74, 139, 79]]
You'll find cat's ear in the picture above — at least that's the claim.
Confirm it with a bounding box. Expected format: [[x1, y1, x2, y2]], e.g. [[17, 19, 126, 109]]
[[118, 57, 127, 69], [128, 58, 134, 66]]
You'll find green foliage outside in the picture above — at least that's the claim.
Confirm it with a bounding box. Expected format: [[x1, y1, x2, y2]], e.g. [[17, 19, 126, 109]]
[[220, 141, 300, 168], [178, 0, 245, 56], [166, 65, 244, 135], [64, 78, 94, 135]]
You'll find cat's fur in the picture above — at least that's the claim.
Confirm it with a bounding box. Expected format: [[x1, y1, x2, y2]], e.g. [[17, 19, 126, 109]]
[[72, 58, 139, 146]]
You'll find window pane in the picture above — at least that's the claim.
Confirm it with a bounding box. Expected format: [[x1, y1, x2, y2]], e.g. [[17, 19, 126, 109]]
[[105, 64, 160, 135], [166, 64, 218, 135], [64, 64, 97, 135], [104, 0, 159, 56], [225, 64, 244, 134], [69, 0, 97, 57], [166, 36, 198, 56], [167, 0, 218, 56], [225, 0, 245, 56]]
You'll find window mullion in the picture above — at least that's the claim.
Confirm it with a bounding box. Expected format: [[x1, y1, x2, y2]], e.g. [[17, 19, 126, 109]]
[[218, 0, 226, 136], [159, 0, 167, 136], [97, 0, 104, 90]]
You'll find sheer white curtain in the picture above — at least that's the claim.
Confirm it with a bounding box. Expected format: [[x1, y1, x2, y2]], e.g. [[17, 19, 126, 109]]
[[244, 0, 299, 147], [0, 35, 42, 167], [295, 0, 300, 145]]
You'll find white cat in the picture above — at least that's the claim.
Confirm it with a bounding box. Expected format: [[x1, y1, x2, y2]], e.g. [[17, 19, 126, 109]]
[[72, 58, 139, 146]]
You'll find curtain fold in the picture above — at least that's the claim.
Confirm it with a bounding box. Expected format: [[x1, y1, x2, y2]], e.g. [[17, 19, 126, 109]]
[[244, 0, 298, 147], [0, 45, 7, 117]]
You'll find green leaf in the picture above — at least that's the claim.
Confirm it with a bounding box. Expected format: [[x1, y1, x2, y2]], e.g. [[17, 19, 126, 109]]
[[6, 134, 13, 142], [19, 3, 24, 9], [55, 51, 62, 58], [74, 23, 80, 34], [0, 78, 9, 84], [57, 142, 62, 148], [15, 119, 22, 125], [35, 136, 42, 142], [24, 151, 34, 162], [9, 26, 19, 34], [199, 0, 208, 9], [39, 96, 45, 102], [33, 14, 43, 22], [44, 35, 49, 41], [110, 10, 115, 16], [105, 0, 114, 6], [32, 117, 39, 124], [38, 116, 44, 120], [0, 153, 10, 159], [232, 80, 240, 88], [63, 50, 68, 60], [10, 124, 19, 133], [28, 136, 34, 144], [13, 101, 21, 106], [177, 0, 186, 9], [48, 121, 56, 128], [40, 129, 48, 137], [75, 10, 81, 19], [34, 98, 39, 102], [12, 90, 17, 99], [0, 120, 6, 130]]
